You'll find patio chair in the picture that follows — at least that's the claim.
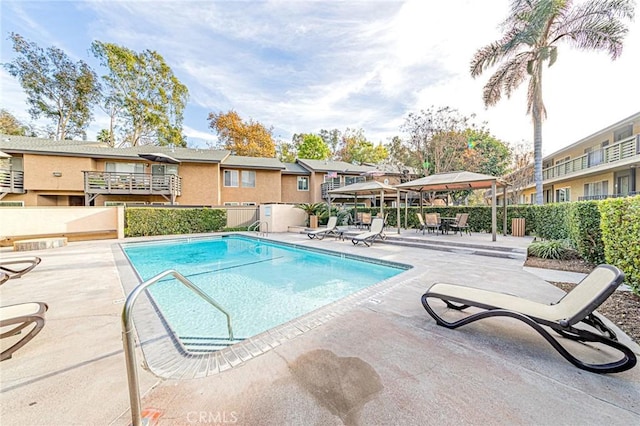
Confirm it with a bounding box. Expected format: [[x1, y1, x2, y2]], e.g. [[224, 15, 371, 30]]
[[1, 302, 48, 361], [416, 213, 426, 234], [424, 213, 441, 234], [449, 213, 469, 236], [0, 257, 41, 284], [421, 264, 637, 373], [307, 216, 338, 240], [352, 218, 384, 246]]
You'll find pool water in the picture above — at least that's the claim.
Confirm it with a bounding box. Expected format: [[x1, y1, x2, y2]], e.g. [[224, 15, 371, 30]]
[[122, 235, 407, 351]]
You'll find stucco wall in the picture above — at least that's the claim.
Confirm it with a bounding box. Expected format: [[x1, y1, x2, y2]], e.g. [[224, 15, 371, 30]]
[[259, 204, 306, 232], [178, 163, 219, 205], [281, 175, 311, 204], [0, 206, 124, 240], [23, 154, 94, 191], [220, 169, 281, 204]]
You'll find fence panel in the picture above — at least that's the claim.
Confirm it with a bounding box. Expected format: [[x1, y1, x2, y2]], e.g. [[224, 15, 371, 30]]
[[223, 206, 260, 228]]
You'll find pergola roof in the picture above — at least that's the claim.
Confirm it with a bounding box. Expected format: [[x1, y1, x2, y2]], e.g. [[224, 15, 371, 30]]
[[395, 171, 508, 192], [327, 180, 402, 196]]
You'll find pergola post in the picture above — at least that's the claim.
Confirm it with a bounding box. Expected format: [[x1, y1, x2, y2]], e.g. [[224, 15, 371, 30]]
[[491, 180, 497, 242], [503, 184, 508, 236], [396, 190, 401, 234]]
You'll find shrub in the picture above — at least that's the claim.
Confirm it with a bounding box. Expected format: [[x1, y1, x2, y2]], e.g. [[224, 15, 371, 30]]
[[125, 207, 226, 237], [599, 196, 640, 294], [527, 240, 577, 260], [567, 201, 604, 264]]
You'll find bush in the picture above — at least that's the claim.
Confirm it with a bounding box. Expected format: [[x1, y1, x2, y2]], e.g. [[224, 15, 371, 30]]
[[527, 240, 577, 260], [599, 196, 640, 294], [567, 201, 604, 264], [125, 207, 226, 237]]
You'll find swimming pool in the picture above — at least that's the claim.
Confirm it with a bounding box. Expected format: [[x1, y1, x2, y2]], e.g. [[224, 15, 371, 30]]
[[122, 235, 409, 353]]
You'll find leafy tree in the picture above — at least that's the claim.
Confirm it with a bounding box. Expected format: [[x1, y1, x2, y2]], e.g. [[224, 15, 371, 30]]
[[319, 128, 342, 159], [4, 33, 101, 141], [0, 109, 28, 136], [91, 41, 189, 147], [401, 106, 476, 175], [97, 129, 114, 146], [208, 110, 276, 157], [470, 0, 634, 204], [335, 128, 388, 164], [463, 129, 510, 177], [384, 136, 417, 170], [506, 141, 535, 204], [297, 134, 331, 160], [276, 139, 297, 163]]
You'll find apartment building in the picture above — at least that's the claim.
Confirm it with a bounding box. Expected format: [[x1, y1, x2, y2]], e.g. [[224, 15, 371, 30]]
[[0, 135, 412, 208], [502, 111, 640, 204]]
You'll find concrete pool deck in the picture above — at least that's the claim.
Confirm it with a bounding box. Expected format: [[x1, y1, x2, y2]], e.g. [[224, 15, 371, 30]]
[[0, 233, 638, 425]]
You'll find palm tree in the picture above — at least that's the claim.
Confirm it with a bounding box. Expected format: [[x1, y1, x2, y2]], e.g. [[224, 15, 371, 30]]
[[470, 0, 634, 205]]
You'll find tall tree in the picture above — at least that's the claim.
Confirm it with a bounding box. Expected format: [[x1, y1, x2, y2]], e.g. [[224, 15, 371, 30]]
[[506, 141, 535, 204], [319, 128, 342, 159], [0, 109, 28, 136], [297, 134, 331, 160], [336, 128, 388, 164], [208, 110, 276, 157], [470, 0, 634, 204], [91, 41, 189, 147], [4, 33, 101, 141], [276, 140, 297, 163]]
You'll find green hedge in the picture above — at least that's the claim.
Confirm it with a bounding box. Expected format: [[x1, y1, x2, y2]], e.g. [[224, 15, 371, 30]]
[[125, 207, 227, 237], [567, 201, 604, 264], [599, 196, 640, 293]]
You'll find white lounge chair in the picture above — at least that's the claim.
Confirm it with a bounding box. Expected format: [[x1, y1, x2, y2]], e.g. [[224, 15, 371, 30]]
[[421, 264, 636, 373], [351, 218, 384, 247], [307, 216, 339, 240]]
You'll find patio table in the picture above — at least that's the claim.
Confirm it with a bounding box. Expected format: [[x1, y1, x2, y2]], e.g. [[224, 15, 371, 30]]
[[439, 217, 457, 234]]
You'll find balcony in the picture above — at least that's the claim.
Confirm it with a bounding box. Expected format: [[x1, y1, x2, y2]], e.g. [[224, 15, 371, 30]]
[[83, 171, 182, 204], [320, 178, 366, 199], [542, 134, 640, 180], [0, 169, 25, 197]]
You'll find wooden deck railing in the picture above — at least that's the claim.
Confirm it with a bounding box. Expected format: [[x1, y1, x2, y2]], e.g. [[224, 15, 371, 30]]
[[83, 171, 182, 197]]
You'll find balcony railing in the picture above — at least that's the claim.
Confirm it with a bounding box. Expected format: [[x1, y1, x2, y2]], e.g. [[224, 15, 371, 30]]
[[83, 171, 182, 198], [320, 179, 366, 199], [0, 169, 25, 194], [578, 191, 638, 201], [543, 134, 640, 180]]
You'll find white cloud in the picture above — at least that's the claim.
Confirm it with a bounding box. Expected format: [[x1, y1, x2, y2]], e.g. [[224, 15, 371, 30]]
[[1, 0, 638, 157]]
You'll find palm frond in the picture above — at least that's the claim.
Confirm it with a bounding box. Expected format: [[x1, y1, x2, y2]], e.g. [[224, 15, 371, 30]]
[[552, 0, 634, 59], [482, 57, 528, 107]]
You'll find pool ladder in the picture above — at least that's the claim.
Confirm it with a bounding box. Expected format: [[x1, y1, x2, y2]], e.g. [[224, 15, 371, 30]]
[[122, 269, 235, 426], [248, 220, 269, 236]]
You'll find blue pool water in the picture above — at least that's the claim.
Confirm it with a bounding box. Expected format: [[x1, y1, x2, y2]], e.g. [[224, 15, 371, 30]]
[[122, 235, 407, 349]]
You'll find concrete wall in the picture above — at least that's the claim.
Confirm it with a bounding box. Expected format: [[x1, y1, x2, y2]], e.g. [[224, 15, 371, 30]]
[[24, 154, 94, 191], [259, 204, 306, 233], [0, 206, 124, 243]]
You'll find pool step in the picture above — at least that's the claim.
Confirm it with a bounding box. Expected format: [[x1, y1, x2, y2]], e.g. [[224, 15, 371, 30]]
[[179, 336, 246, 353]]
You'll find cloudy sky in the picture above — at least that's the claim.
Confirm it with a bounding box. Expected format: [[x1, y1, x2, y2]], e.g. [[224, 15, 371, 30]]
[[1, 0, 638, 155]]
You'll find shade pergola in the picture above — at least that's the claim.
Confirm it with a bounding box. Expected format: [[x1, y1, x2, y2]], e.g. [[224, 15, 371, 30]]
[[327, 180, 408, 234], [395, 171, 509, 241]]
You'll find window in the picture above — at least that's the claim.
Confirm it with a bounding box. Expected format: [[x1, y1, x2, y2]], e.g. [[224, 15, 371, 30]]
[[241, 170, 255, 188], [297, 176, 309, 191], [106, 162, 145, 174], [555, 187, 571, 203], [614, 124, 633, 142], [344, 176, 365, 185], [151, 164, 178, 175], [241, 202, 256, 206], [584, 181, 608, 198], [224, 202, 239, 206], [224, 170, 239, 187]]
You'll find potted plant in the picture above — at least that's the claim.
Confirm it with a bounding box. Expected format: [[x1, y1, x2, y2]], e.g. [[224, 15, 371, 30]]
[[295, 203, 323, 228]]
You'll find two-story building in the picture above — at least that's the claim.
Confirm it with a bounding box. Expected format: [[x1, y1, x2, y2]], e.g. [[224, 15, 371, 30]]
[[499, 111, 640, 204], [0, 135, 415, 208]]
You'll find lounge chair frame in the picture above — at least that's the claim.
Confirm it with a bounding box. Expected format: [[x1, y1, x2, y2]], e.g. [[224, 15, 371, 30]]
[[307, 217, 339, 240], [421, 265, 636, 374], [0, 257, 42, 284], [1, 302, 48, 361], [352, 218, 384, 247]]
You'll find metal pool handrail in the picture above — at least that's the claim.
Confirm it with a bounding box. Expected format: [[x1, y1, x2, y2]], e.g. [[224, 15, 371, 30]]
[[248, 220, 269, 236], [122, 269, 234, 426]]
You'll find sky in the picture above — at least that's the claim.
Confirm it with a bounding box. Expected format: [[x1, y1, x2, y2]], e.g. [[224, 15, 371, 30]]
[[1, 0, 639, 156]]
